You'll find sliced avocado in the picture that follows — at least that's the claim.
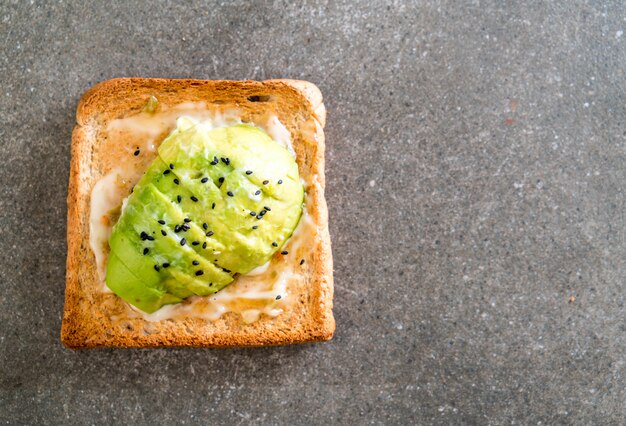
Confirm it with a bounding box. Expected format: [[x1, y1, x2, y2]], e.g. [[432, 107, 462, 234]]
[[157, 124, 304, 272], [112, 184, 233, 291], [106, 118, 304, 313], [106, 252, 182, 313]]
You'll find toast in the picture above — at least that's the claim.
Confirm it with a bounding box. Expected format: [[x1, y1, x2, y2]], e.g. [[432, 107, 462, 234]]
[[61, 78, 334, 348]]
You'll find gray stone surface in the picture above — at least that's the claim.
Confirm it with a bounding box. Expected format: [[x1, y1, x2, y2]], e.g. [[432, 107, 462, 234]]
[[1, 0, 624, 424]]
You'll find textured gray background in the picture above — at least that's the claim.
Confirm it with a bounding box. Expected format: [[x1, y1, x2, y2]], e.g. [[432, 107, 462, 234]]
[[1, 0, 624, 424]]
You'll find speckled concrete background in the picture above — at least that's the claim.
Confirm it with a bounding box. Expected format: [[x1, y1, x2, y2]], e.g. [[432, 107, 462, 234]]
[[1, 1, 624, 424]]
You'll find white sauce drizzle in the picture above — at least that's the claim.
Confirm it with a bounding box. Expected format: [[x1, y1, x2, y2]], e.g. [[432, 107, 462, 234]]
[[89, 169, 125, 292], [263, 115, 296, 158]]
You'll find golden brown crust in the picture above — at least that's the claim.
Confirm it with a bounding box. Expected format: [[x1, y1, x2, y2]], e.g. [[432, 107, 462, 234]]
[[61, 78, 334, 348]]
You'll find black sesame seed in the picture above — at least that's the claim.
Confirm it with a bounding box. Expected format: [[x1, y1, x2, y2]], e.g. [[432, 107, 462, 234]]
[[192, 241, 199, 246], [252, 225, 258, 229], [173, 178, 179, 185], [161, 230, 167, 236], [278, 179, 283, 184], [202, 242, 207, 249], [163, 169, 170, 175], [162, 263, 170, 268], [211, 202, 216, 209], [169, 163, 174, 169], [264, 206, 271, 211], [245, 170, 253, 175], [275, 295, 282, 300], [146, 235, 155, 241], [158, 219, 166, 225], [143, 248, 149, 255], [206, 231, 214, 237], [263, 180, 269, 185], [180, 238, 186, 246], [174, 225, 181, 233], [250, 211, 256, 216], [192, 260, 199, 265], [281, 250, 288, 255], [201, 177, 209, 183], [195, 270, 204, 276], [255, 190, 261, 195], [218, 177, 225, 183], [177, 195, 182, 203], [134, 149, 140, 156], [183, 218, 191, 223], [300, 259, 305, 265], [272, 242, 278, 247], [227, 191, 234, 197], [154, 265, 160, 272], [191, 195, 198, 202], [202, 223, 208, 230]]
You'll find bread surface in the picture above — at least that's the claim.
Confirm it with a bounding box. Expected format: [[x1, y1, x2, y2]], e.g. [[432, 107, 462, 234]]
[[61, 78, 334, 348]]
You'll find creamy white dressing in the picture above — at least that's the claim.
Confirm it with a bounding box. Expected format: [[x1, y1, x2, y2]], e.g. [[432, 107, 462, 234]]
[[89, 169, 126, 291], [107, 103, 223, 136], [263, 116, 296, 158], [247, 261, 271, 276], [91, 106, 309, 323]]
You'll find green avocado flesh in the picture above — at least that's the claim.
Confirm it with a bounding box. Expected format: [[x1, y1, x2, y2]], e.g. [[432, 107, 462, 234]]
[[105, 118, 304, 313]]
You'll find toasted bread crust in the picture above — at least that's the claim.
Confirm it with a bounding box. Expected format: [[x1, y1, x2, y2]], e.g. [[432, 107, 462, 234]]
[[61, 78, 334, 348]]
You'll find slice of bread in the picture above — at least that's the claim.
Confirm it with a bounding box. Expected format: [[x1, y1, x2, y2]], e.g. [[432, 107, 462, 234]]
[[61, 78, 334, 348]]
